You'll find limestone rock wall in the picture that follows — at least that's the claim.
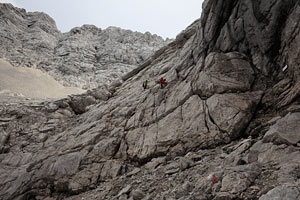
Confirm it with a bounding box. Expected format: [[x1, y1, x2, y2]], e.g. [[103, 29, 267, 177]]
[[0, 3, 169, 89], [1, 0, 300, 200]]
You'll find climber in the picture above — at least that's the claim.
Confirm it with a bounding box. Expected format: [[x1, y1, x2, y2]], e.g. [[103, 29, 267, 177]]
[[159, 77, 168, 89], [143, 80, 148, 90]]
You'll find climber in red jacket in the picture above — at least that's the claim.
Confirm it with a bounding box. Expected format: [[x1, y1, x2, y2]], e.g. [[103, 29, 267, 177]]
[[159, 77, 168, 89]]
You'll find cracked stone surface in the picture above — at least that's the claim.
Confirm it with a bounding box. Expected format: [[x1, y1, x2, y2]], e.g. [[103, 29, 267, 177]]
[[263, 112, 300, 145], [259, 185, 300, 200], [2, 0, 300, 200]]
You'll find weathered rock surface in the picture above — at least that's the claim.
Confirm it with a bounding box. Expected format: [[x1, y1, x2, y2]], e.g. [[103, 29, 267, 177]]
[[192, 52, 255, 98], [2, 0, 300, 200], [259, 185, 300, 200], [263, 112, 300, 145], [0, 3, 169, 89]]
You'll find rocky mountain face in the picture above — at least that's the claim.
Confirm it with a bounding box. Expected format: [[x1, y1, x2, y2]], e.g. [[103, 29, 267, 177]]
[[1, 0, 300, 200], [0, 3, 169, 89]]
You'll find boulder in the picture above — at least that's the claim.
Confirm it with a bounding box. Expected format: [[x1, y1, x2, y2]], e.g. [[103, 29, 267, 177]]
[[68, 95, 96, 114], [259, 185, 300, 200], [263, 112, 300, 145]]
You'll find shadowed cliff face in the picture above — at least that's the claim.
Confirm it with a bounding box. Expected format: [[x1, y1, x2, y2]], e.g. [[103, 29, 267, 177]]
[[1, 0, 300, 200]]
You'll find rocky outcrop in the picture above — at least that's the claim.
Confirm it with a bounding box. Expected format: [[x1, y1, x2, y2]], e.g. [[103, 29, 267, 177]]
[[1, 0, 300, 200], [0, 3, 169, 89], [263, 112, 300, 145]]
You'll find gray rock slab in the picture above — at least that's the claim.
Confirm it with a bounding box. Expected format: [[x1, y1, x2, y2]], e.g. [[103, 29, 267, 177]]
[[263, 112, 300, 145], [259, 185, 300, 200]]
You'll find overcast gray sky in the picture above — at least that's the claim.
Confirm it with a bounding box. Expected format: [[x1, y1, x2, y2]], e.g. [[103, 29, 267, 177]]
[[0, 0, 203, 39]]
